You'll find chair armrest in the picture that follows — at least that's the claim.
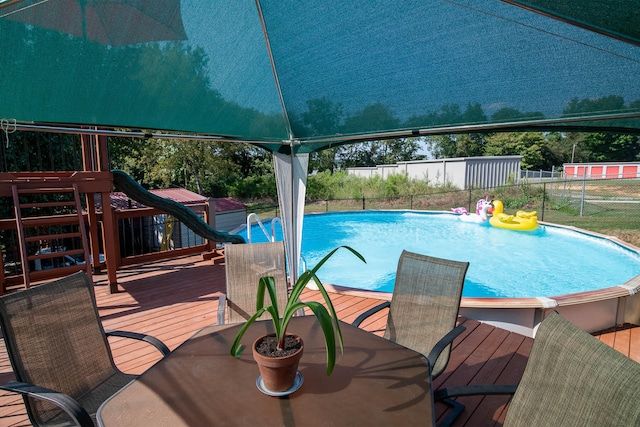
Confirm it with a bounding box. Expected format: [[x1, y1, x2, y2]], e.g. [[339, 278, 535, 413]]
[[216, 293, 302, 323], [0, 380, 94, 427], [434, 383, 517, 402], [217, 293, 227, 325], [105, 330, 170, 356], [426, 324, 466, 377], [351, 301, 390, 327]]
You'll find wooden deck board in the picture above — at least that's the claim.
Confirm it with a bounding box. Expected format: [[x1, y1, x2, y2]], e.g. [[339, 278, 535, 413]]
[[0, 254, 638, 426], [630, 326, 640, 362]]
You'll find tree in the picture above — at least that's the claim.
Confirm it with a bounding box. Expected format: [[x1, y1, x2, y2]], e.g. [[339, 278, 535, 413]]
[[545, 132, 591, 164], [484, 132, 552, 170], [1, 131, 81, 173], [339, 138, 422, 168], [583, 133, 640, 162], [561, 95, 640, 161], [424, 134, 457, 159], [109, 136, 170, 189], [424, 133, 488, 159]]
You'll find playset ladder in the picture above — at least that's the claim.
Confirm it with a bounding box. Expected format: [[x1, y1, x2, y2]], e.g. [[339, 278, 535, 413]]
[[12, 183, 92, 288]]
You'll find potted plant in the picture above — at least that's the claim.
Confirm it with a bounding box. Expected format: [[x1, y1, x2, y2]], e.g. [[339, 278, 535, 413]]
[[230, 245, 365, 394]]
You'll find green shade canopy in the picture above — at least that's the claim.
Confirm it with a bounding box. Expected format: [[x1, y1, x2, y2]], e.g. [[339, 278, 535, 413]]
[[1, 0, 639, 283], [1, 0, 639, 155], [503, 0, 640, 47]]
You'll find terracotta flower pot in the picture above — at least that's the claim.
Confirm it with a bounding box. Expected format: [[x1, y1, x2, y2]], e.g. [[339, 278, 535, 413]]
[[252, 334, 304, 392]]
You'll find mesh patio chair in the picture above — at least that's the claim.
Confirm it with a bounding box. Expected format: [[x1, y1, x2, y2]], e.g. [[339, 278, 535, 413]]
[[352, 250, 469, 419], [218, 241, 293, 325], [353, 250, 469, 377], [0, 271, 170, 427], [435, 311, 640, 427]]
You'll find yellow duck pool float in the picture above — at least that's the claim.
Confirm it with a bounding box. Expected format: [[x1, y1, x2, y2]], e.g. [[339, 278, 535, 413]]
[[489, 200, 539, 231]]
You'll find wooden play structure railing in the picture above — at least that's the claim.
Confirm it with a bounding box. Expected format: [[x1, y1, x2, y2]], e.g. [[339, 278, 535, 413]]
[[0, 133, 227, 294], [0, 170, 224, 295], [0, 171, 117, 292]]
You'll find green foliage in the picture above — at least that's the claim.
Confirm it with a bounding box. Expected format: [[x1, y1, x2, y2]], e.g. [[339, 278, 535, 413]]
[[490, 182, 545, 210], [380, 174, 405, 197], [307, 171, 343, 200], [336, 138, 423, 169], [310, 148, 341, 173], [110, 137, 275, 198], [1, 131, 82, 173], [583, 133, 640, 162], [306, 171, 371, 200], [424, 133, 489, 159], [484, 132, 549, 170], [230, 246, 366, 376], [229, 174, 277, 199], [306, 171, 458, 202], [8, 93, 640, 207], [548, 199, 580, 215]]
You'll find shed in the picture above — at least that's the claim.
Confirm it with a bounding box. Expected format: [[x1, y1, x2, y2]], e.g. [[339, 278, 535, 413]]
[[98, 190, 247, 247], [347, 156, 522, 189], [210, 197, 248, 232], [104, 190, 246, 230], [563, 162, 640, 179]]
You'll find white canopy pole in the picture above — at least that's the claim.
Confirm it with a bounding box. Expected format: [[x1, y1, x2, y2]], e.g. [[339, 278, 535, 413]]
[[273, 152, 309, 284]]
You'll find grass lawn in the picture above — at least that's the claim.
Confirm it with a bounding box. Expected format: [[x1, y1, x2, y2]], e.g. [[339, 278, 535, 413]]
[[244, 179, 640, 249]]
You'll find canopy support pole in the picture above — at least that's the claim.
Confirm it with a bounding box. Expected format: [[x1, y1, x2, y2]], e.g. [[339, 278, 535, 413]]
[[274, 151, 309, 285]]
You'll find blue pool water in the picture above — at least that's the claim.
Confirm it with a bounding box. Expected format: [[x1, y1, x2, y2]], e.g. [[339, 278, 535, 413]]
[[239, 211, 640, 298]]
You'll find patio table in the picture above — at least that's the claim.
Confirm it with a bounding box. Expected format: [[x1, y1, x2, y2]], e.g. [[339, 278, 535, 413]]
[[97, 315, 434, 426]]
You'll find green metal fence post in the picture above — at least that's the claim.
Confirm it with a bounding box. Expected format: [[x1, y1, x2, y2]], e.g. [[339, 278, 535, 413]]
[[541, 182, 546, 221], [580, 169, 586, 217]]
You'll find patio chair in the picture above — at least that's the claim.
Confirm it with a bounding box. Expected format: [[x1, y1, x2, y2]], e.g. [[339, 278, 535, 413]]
[[353, 250, 469, 377], [435, 311, 640, 426], [218, 241, 292, 324], [0, 271, 170, 427], [352, 250, 469, 418]]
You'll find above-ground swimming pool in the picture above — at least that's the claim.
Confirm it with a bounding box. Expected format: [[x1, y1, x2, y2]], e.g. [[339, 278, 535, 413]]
[[240, 211, 640, 299]]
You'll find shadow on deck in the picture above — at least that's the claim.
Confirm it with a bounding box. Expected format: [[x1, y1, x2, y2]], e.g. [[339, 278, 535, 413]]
[[0, 254, 637, 426]]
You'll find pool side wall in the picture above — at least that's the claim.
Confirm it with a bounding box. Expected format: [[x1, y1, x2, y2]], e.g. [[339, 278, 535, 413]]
[[320, 220, 640, 337], [302, 214, 640, 337], [322, 281, 640, 338]]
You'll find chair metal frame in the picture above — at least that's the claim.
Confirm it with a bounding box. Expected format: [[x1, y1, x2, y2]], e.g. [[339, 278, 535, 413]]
[[0, 271, 169, 427], [353, 250, 469, 420]]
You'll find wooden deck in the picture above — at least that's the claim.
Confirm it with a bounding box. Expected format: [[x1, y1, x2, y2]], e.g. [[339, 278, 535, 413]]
[[1, 254, 638, 426]]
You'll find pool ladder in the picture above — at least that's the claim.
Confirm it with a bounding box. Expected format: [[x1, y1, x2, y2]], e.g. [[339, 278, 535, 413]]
[[246, 213, 281, 243], [245, 213, 307, 274]]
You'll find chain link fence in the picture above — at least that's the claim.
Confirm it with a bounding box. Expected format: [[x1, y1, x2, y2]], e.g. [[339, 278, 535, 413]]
[[248, 177, 640, 246]]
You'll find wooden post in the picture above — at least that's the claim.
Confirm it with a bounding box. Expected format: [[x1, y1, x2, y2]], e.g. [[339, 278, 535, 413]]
[[81, 132, 103, 273], [0, 245, 5, 295], [93, 132, 119, 290], [101, 192, 119, 293], [85, 195, 102, 271], [96, 135, 110, 172], [205, 198, 216, 252]]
